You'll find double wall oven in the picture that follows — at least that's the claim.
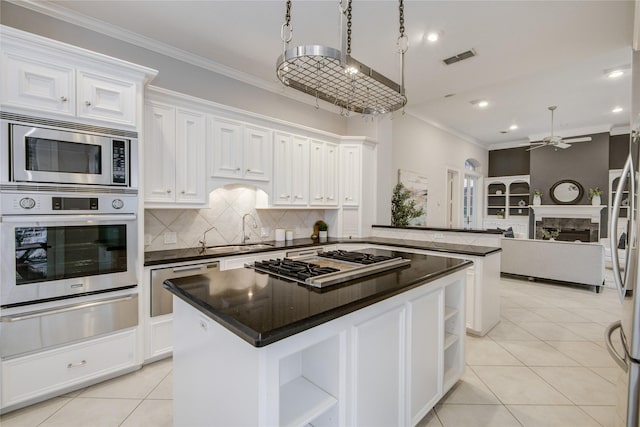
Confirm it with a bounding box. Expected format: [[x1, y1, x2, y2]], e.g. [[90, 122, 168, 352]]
[[0, 113, 140, 359]]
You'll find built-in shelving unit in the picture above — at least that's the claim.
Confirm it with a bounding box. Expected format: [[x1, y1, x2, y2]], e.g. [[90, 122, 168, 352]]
[[278, 335, 340, 427], [610, 169, 630, 219], [485, 175, 530, 218], [443, 280, 464, 390]]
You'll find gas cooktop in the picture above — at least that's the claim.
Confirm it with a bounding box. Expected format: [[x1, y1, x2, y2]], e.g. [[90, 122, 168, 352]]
[[248, 250, 411, 288]]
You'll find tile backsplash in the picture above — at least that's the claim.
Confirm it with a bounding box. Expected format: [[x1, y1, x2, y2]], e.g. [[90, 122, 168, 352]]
[[144, 184, 327, 251]]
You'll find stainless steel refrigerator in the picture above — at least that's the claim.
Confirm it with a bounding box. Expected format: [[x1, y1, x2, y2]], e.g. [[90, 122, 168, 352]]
[[606, 48, 640, 427]]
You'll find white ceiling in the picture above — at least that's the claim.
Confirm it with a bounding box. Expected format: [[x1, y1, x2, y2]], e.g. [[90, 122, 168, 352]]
[[31, 0, 636, 148]]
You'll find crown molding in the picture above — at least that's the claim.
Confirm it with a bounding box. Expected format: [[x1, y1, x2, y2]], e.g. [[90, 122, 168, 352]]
[[400, 108, 487, 149], [5, 0, 344, 115]]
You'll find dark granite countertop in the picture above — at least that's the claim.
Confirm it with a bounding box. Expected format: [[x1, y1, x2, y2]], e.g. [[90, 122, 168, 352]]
[[373, 224, 503, 234], [163, 248, 473, 347], [145, 236, 500, 267]]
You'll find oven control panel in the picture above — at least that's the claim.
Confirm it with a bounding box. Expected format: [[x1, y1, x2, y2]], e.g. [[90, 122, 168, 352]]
[[0, 192, 137, 215]]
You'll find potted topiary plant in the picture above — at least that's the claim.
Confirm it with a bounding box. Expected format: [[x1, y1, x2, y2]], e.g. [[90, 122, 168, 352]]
[[496, 209, 505, 219], [391, 183, 425, 227], [318, 221, 328, 239], [589, 187, 603, 206]]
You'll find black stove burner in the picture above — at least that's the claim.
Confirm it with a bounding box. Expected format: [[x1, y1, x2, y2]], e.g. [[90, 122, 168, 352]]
[[253, 259, 340, 281], [319, 250, 395, 265]]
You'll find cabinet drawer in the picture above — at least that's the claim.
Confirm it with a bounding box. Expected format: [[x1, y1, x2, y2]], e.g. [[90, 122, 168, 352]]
[[2, 329, 137, 407]]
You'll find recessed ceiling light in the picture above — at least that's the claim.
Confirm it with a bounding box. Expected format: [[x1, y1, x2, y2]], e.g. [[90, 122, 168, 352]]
[[469, 99, 489, 108], [607, 70, 624, 79], [612, 106, 623, 113], [509, 124, 519, 131], [470, 99, 489, 107], [426, 32, 440, 43]]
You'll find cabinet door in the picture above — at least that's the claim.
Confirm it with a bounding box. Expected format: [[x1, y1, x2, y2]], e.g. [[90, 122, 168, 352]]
[[144, 101, 176, 204], [290, 136, 309, 205], [272, 132, 293, 205], [243, 125, 272, 181], [309, 140, 325, 205], [3, 53, 74, 115], [341, 145, 361, 206], [353, 305, 406, 427], [211, 118, 243, 179], [324, 142, 340, 206], [77, 70, 136, 126], [409, 289, 443, 424], [175, 108, 206, 204]]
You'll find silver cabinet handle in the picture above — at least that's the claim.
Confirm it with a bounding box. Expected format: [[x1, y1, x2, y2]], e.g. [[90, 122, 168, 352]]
[[181, 190, 185, 194], [604, 321, 627, 371], [167, 189, 172, 194], [60, 96, 68, 102], [171, 263, 218, 273], [294, 195, 303, 199], [246, 169, 252, 173], [85, 101, 91, 106], [67, 360, 87, 369], [235, 167, 241, 171]]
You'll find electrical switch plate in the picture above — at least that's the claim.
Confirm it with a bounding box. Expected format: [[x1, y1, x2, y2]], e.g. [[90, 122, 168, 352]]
[[434, 233, 444, 238], [260, 227, 270, 238], [144, 234, 152, 245], [163, 231, 177, 244]]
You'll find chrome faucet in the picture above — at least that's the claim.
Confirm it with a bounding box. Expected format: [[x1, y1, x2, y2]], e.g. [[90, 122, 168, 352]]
[[198, 226, 217, 249], [241, 213, 258, 244]]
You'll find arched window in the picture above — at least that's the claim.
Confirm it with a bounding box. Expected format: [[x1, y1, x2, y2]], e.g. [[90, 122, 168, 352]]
[[465, 158, 480, 171]]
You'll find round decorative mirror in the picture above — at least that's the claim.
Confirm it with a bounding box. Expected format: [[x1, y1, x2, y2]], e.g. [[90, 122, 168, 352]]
[[549, 179, 584, 204]]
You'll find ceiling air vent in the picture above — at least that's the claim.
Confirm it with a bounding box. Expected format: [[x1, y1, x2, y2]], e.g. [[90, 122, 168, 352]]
[[442, 49, 477, 65]]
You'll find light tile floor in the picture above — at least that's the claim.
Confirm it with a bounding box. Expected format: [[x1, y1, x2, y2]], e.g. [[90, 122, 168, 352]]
[[1, 275, 624, 427]]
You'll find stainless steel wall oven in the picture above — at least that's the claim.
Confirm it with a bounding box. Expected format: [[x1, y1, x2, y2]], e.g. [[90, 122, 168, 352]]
[[0, 113, 140, 359]]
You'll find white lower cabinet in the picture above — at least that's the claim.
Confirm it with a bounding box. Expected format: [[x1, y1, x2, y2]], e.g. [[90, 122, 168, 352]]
[[353, 306, 406, 427], [1, 329, 138, 410], [172, 268, 467, 427]]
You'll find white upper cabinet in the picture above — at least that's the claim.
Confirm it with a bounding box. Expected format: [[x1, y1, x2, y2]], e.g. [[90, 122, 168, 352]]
[[144, 102, 176, 204], [1, 26, 156, 129], [210, 118, 271, 182], [273, 132, 309, 206], [144, 100, 207, 207], [341, 144, 362, 206], [3, 53, 75, 116], [309, 140, 339, 207], [76, 70, 136, 126], [243, 125, 272, 181]]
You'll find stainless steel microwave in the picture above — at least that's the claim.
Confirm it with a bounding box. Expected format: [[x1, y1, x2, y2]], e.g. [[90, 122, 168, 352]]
[[2, 115, 137, 188]]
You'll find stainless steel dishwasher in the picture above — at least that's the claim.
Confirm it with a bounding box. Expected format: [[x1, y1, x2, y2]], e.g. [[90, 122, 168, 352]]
[[150, 261, 219, 317]]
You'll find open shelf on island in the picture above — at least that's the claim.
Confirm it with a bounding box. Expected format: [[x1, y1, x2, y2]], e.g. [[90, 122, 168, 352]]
[[444, 332, 458, 351], [444, 306, 458, 321], [280, 376, 338, 427]]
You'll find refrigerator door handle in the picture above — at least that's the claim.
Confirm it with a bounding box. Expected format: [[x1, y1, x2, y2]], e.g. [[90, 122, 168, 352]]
[[611, 154, 634, 301], [605, 320, 628, 371]]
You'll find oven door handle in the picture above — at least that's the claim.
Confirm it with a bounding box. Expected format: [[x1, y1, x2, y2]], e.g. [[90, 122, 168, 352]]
[[0, 293, 137, 322], [0, 214, 137, 223]]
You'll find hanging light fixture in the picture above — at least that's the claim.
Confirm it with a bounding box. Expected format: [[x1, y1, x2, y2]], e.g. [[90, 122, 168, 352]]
[[276, 0, 408, 115]]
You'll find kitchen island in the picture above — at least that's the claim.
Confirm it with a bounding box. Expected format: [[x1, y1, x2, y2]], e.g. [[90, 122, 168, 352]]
[[164, 249, 471, 427]]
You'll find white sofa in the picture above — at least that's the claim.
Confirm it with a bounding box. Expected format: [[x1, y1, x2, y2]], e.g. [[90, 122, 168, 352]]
[[501, 238, 605, 292]]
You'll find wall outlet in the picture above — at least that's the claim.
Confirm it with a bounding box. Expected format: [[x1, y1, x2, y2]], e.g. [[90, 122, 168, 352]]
[[163, 231, 177, 244], [434, 233, 444, 239], [143, 234, 152, 245], [260, 227, 270, 238]]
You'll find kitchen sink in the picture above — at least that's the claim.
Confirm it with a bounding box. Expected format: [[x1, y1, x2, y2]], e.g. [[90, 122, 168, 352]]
[[202, 243, 273, 254]]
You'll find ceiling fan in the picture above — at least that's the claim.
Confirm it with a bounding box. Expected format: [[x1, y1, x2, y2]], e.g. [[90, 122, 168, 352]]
[[526, 106, 592, 151]]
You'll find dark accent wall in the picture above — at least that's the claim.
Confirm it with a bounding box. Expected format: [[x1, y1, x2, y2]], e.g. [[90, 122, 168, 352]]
[[529, 132, 610, 237], [609, 133, 631, 169], [488, 147, 530, 177]]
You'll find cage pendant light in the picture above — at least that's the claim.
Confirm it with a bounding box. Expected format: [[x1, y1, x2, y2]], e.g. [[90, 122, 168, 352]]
[[276, 0, 407, 115]]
